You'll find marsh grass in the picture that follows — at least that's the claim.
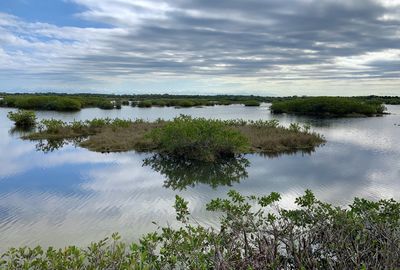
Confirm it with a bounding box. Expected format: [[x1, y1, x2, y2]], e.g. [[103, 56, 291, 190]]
[[23, 116, 325, 158]]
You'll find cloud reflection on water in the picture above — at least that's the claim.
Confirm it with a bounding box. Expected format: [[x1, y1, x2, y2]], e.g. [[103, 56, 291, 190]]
[[0, 106, 399, 249]]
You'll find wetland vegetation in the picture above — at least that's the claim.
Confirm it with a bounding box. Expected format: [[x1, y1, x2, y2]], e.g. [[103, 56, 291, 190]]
[[2, 95, 400, 270], [271, 97, 387, 117], [2, 93, 399, 111], [0, 95, 115, 111], [1, 190, 399, 269], [7, 110, 37, 128], [19, 115, 325, 160]]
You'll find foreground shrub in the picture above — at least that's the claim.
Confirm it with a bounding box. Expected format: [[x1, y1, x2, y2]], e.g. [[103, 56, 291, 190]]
[[1, 191, 399, 269], [148, 115, 250, 161], [7, 110, 37, 128], [271, 97, 386, 117]]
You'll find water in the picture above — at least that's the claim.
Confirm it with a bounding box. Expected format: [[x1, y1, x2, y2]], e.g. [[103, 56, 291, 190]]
[[0, 104, 399, 250]]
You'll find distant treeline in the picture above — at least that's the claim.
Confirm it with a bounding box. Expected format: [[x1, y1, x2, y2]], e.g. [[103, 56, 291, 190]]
[[0, 95, 114, 111], [0, 92, 399, 111]]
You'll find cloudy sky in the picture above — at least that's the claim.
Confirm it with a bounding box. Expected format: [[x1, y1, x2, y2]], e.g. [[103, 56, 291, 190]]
[[0, 0, 399, 95]]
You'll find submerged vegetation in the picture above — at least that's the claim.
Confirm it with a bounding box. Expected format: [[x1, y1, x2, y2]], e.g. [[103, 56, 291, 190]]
[[1, 190, 399, 269], [23, 116, 324, 159], [271, 97, 387, 117]]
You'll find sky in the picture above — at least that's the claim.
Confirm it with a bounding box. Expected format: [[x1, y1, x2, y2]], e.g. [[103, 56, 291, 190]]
[[0, 0, 399, 96]]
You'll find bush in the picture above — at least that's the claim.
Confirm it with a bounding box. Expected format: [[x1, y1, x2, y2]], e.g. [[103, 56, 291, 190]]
[[4, 96, 81, 111], [137, 100, 152, 108], [176, 100, 196, 107], [98, 101, 114, 110], [270, 97, 386, 116], [7, 110, 37, 128], [1, 191, 399, 269], [243, 100, 260, 106], [115, 101, 122, 109], [39, 119, 66, 134], [85, 118, 111, 128], [148, 115, 250, 161]]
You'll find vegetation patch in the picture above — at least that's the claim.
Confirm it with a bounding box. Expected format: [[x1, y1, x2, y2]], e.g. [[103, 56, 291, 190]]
[[270, 97, 387, 117], [7, 110, 37, 128], [1, 190, 399, 269], [23, 116, 324, 159], [148, 116, 249, 161], [1, 95, 115, 111], [243, 100, 260, 106]]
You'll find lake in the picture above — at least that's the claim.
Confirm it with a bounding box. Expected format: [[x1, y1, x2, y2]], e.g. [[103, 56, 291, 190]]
[[0, 104, 399, 250]]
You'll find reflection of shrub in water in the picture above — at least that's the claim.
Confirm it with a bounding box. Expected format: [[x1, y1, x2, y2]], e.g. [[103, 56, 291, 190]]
[[143, 154, 250, 190], [35, 137, 86, 153], [9, 126, 36, 137], [258, 147, 318, 158]]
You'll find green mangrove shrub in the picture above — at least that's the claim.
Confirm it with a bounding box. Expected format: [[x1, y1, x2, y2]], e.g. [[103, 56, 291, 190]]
[[7, 110, 37, 128], [243, 100, 261, 106], [97, 101, 114, 110], [1, 95, 118, 111], [1, 191, 399, 269], [270, 97, 386, 116], [39, 119, 66, 134], [149, 115, 250, 161], [3, 96, 81, 111]]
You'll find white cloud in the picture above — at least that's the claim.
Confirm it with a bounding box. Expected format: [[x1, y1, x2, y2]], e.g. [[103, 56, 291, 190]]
[[0, 1, 399, 94]]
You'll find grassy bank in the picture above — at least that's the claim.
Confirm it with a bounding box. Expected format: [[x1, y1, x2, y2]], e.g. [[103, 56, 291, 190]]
[[1, 190, 399, 269], [23, 116, 324, 159], [271, 97, 387, 117]]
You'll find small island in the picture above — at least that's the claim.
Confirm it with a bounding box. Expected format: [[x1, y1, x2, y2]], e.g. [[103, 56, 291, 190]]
[[270, 97, 387, 117], [12, 112, 325, 160]]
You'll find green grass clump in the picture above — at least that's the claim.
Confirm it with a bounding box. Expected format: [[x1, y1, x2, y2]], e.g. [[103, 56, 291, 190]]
[[7, 110, 37, 128], [270, 97, 386, 117], [149, 116, 249, 161], [1, 191, 399, 269]]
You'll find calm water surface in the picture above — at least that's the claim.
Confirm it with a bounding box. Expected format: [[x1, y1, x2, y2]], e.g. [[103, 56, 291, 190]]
[[0, 104, 399, 250]]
